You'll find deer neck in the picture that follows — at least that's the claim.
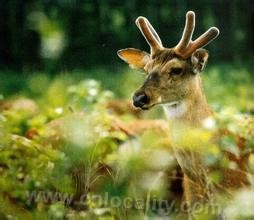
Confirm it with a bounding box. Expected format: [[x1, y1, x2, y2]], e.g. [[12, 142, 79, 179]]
[[162, 78, 212, 127], [162, 77, 214, 204]]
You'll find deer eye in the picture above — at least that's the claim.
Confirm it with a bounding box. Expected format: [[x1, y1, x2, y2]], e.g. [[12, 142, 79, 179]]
[[148, 72, 159, 81], [171, 67, 183, 76]]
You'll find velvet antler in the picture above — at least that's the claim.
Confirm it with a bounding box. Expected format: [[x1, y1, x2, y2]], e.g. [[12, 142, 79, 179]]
[[135, 16, 163, 55], [174, 11, 219, 58], [120, 11, 219, 62]]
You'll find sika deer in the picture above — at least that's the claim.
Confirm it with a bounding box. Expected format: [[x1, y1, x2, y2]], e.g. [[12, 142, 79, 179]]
[[117, 11, 220, 208]]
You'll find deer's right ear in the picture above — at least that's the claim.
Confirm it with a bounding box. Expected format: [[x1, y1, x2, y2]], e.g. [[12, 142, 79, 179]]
[[117, 48, 150, 69]]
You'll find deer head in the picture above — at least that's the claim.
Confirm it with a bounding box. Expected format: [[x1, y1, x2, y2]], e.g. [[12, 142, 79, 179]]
[[117, 11, 219, 111]]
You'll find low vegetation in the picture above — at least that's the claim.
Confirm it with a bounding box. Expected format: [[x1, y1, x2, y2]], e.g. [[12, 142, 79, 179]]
[[0, 65, 253, 219]]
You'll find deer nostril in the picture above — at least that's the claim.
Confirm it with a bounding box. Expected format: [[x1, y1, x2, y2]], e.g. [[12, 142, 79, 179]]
[[133, 93, 150, 107]]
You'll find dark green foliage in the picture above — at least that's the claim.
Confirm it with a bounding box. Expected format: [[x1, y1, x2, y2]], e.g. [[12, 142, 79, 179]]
[[0, 0, 253, 72]]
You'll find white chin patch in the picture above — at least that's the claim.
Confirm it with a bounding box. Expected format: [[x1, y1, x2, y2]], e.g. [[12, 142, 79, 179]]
[[162, 101, 187, 119]]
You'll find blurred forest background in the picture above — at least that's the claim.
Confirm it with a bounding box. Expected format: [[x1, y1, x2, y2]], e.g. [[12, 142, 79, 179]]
[[0, 1, 254, 219], [0, 0, 253, 72]]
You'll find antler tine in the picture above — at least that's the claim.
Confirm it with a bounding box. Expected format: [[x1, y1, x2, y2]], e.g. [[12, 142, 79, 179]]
[[175, 11, 220, 58], [136, 16, 163, 55], [175, 11, 195, 53], [183, 27, 220, 57], [144, 18, 162, 45]]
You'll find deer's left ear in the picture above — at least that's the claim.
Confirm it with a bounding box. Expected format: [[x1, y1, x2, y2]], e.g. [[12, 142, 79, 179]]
[[191, 49, 209, 74], [117, 48, 150, 69]]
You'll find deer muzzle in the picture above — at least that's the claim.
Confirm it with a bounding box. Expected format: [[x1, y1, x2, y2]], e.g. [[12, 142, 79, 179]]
[[133, 92, 150, 109]]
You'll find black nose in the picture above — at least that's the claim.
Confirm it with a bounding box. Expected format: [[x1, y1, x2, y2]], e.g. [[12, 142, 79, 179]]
[[133, 92, 150, 108]]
